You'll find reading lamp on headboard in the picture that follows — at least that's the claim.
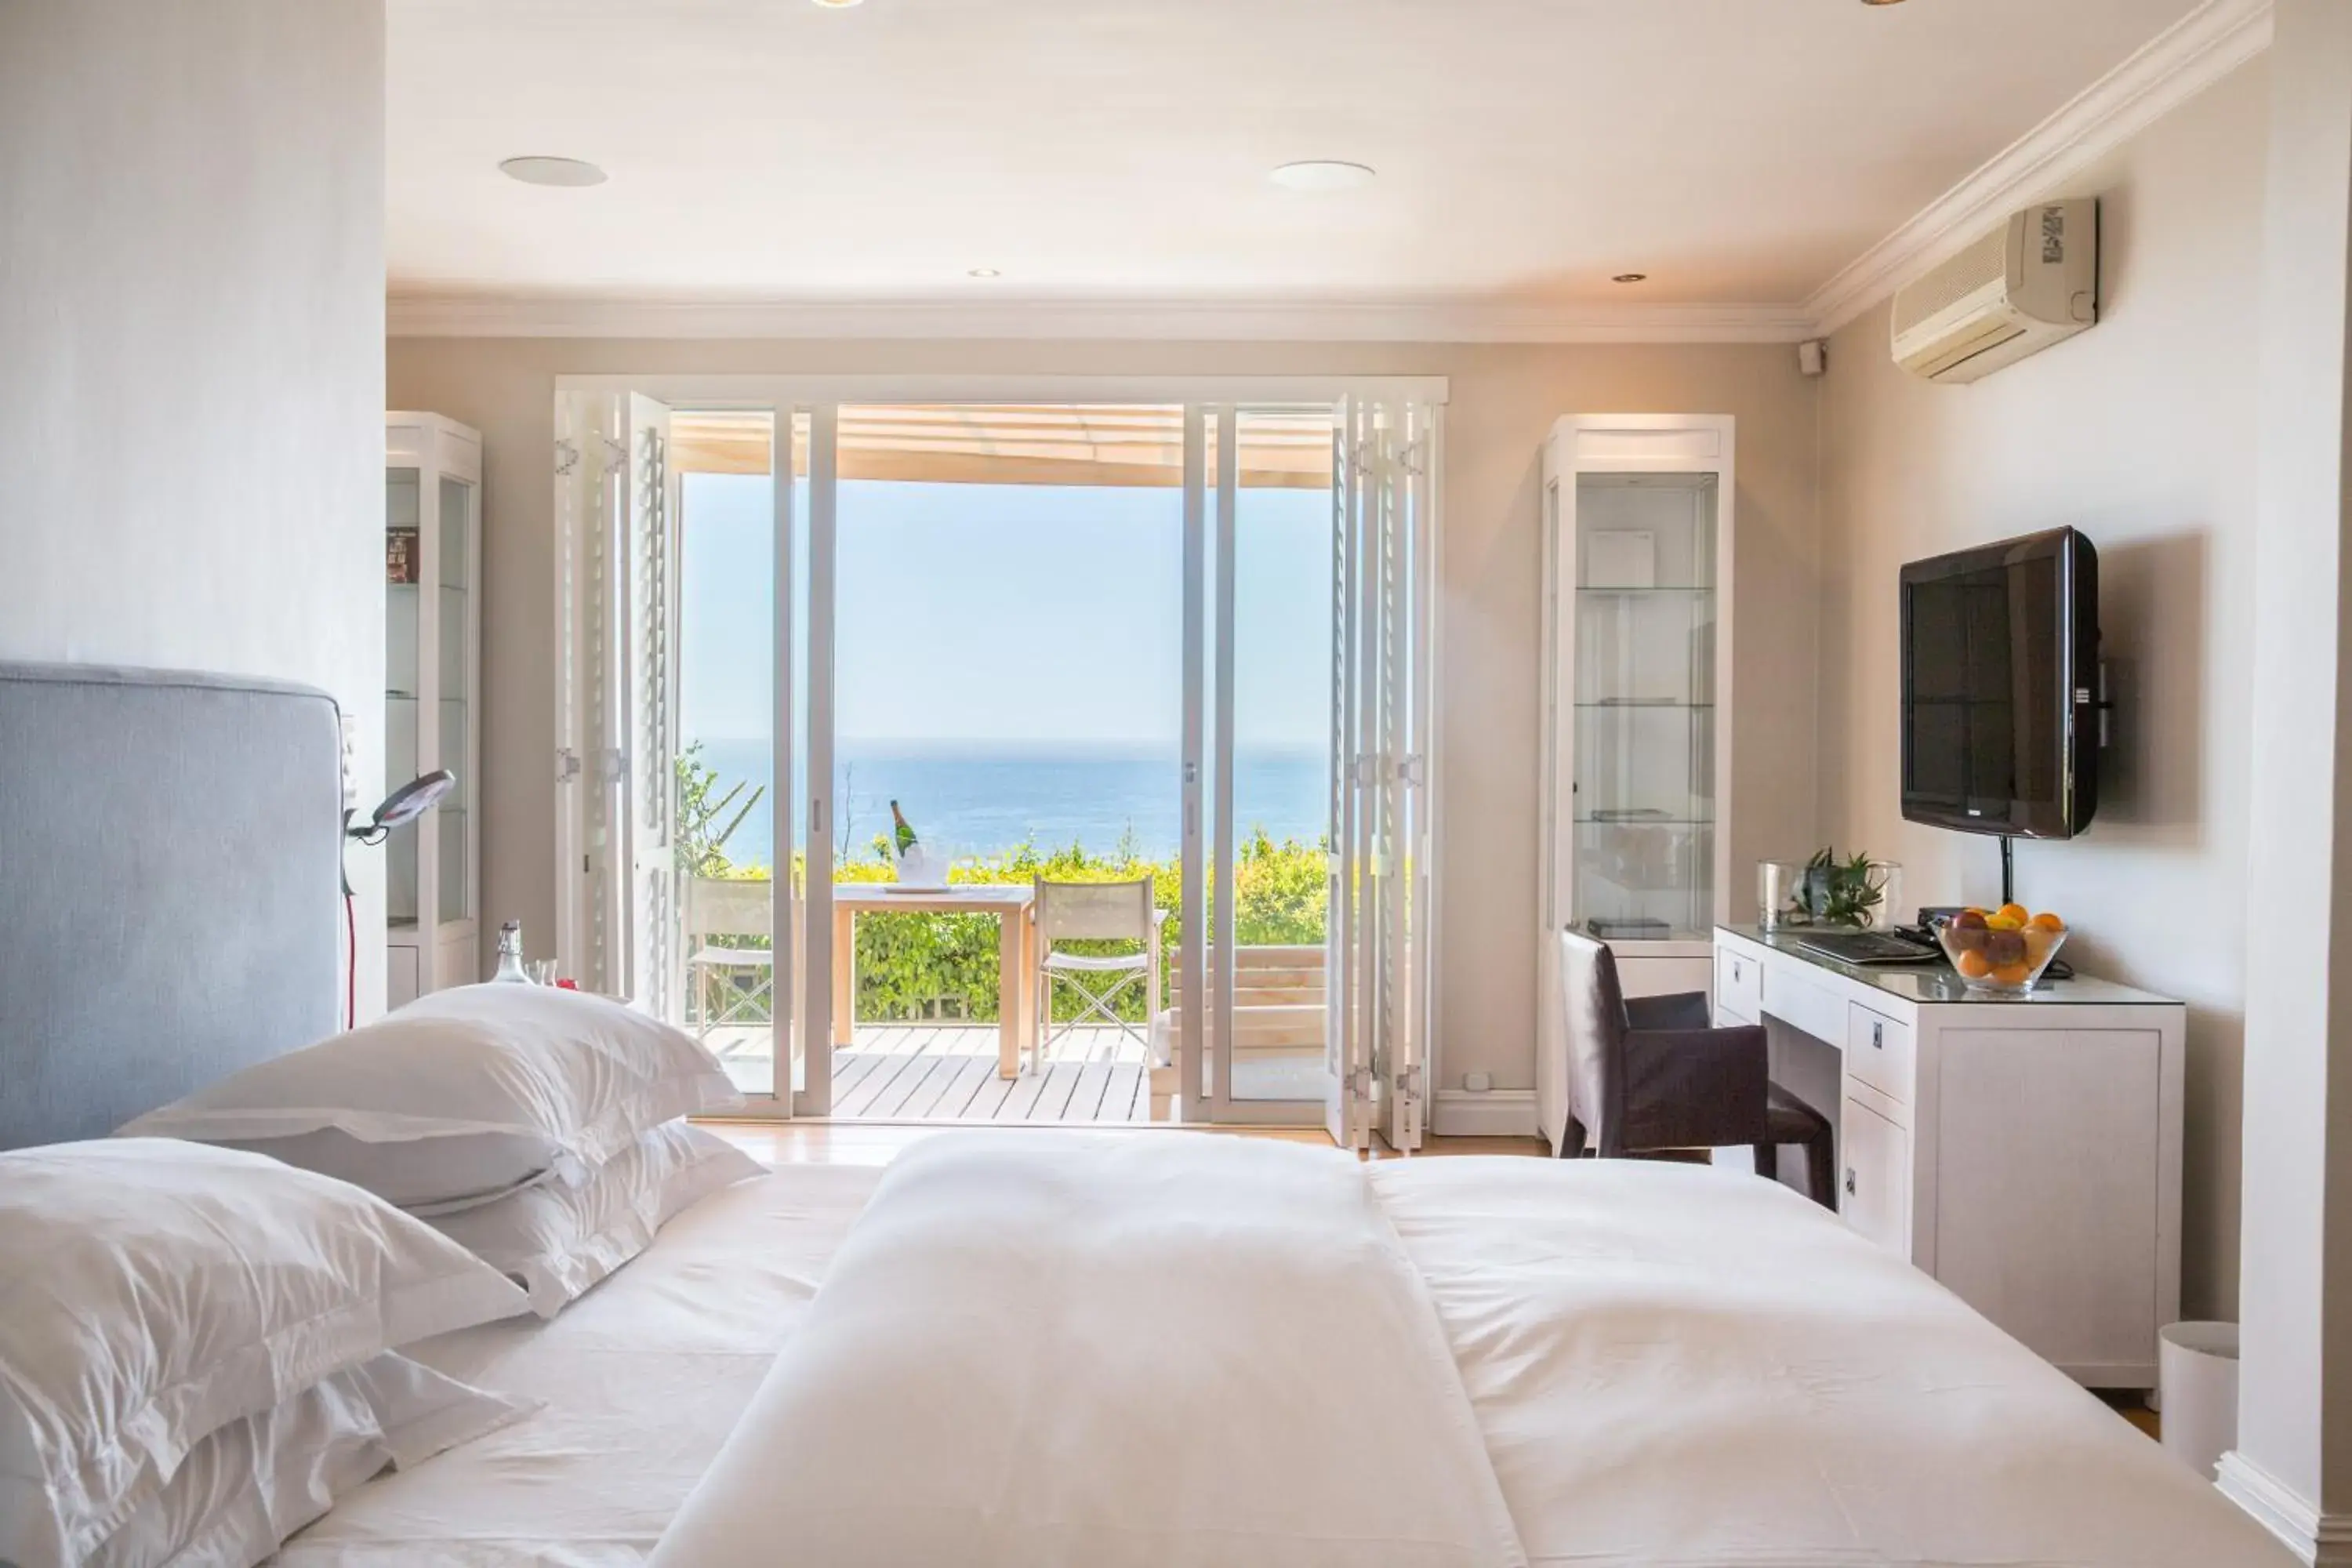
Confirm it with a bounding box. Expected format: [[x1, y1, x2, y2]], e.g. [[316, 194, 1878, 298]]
[[342, 769, 457, 1027]]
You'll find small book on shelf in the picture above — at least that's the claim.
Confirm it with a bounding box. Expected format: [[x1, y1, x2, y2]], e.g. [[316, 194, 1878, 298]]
[[386, 527, 419, 584]]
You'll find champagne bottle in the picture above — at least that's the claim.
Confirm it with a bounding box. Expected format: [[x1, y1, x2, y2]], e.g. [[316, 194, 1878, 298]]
[[890, 800, 919, 855], [490, 920, 529, 983]]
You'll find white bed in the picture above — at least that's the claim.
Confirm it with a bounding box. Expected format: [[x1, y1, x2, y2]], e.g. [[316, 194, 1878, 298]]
[[653, 1135, 2291, 1568], [268, 1161, 880, 1566], [273, 1135, 2291, 1568]]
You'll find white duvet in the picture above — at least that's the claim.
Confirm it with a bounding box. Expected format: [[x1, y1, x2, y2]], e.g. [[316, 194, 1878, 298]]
[[658, 1134, 2292, 1568], [652, 1132, 1526, 1567], [1374, 1156, 2285, 1567]]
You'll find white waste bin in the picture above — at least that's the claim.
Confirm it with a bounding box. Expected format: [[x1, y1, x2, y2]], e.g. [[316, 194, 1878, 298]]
[[2158, 1321, 2239, 1481]]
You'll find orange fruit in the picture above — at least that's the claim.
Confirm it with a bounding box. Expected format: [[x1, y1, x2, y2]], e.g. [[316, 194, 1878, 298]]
[[1991, 962, 2033, 986], [1996, 903, 2030, 926], [2027, 912, 2066, 932], [1956, 949, 1993, 979]]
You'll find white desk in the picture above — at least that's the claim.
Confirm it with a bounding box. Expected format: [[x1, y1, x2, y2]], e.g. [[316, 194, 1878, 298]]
[[1711, 925, 2184, 1391]]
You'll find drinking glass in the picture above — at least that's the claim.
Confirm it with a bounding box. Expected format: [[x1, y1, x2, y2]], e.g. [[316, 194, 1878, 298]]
[[527, 959, 557, 986]]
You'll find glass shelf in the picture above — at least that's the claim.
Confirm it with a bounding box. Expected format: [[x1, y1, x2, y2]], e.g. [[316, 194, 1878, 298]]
[[1568, 467, 1721, 942], [383, 425, 481, 1000]]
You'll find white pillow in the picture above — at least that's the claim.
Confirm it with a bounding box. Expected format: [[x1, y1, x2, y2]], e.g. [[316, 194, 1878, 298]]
[[430, 1120, 765, 1318], [91, 1352, 534, 1568], [0, 1139, 532, 1568], [118, 983, 743, 1212]]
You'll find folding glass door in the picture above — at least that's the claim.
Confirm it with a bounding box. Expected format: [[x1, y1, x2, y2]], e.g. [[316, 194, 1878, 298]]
[[555, 394, 809, 1116], [557, 387, 1436, 1142], [1180, 396, 1436, 1146]]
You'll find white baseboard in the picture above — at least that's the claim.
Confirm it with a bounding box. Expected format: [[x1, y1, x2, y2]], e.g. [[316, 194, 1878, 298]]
[[2217, 1450, 2352, 1564], [1431, 1088, 1540, 1139]]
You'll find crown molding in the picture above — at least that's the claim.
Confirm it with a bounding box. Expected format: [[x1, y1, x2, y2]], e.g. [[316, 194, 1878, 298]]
[[1804, 0, 2273, 337], [384, 292, 1816, 345]]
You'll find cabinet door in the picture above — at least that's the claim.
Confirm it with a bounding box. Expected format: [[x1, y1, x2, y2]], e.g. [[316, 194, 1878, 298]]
[[1841, 1094, 1911, 1258]]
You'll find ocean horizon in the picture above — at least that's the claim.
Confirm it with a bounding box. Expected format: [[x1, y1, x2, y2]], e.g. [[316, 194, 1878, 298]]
[[686, 737, 1329, 867]]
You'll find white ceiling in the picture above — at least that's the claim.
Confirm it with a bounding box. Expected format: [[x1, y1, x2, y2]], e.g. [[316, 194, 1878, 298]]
[[386, 0, 2206, 318]]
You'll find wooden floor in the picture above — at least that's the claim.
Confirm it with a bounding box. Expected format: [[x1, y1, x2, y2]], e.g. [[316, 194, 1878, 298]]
[[702, 1118, 1549, 1164]]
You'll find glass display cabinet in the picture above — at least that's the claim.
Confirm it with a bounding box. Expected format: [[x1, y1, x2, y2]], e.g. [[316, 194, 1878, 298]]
[[1539, 413, 1734, 1002], [385, 413, 482, 1007]]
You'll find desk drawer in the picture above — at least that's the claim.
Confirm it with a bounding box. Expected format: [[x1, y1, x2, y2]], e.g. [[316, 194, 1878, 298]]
[[1847, 1002, 1915, 1107], [1717, 946, 1762, 1022], [1766, 964, 1846, 1046]]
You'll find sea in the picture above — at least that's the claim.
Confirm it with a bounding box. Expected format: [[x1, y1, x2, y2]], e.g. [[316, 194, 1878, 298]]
[[687, 738, 1328, 867]]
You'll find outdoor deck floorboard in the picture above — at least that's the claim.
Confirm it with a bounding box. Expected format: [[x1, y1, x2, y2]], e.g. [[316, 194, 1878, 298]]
[[710, 1024, 1151, 1124]]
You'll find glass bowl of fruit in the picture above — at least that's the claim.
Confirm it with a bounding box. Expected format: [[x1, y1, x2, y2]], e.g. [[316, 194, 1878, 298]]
[[1936, 905, 2068, 994]]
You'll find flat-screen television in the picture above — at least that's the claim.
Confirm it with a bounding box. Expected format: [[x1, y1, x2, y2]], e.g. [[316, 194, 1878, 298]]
[[1900, 526, 2100, 840]]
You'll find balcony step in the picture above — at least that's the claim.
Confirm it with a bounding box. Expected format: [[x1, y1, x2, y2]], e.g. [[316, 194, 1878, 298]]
[[1159, 1004, 1326, 1051], [1168, 945, 1327, 971], [1166, 946, 1327, 1010]]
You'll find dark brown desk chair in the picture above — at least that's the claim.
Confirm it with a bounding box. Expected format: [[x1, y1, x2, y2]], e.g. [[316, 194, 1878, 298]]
[[1559, 929, 1835, 1209]]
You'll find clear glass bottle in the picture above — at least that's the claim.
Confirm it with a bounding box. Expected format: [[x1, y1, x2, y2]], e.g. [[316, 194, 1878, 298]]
[[490, 920, 529, 983]]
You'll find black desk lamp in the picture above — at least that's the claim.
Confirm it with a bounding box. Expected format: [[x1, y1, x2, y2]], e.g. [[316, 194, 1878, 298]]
[[347, 769, 458, 850], [341, 769, 458, 1025]]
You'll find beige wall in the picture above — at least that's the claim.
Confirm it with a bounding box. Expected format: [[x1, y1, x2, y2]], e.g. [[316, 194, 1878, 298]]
[[385, 337, 1820, 1093], [1817, 58, 2269, 1319], [0, 1, 390, 1013]]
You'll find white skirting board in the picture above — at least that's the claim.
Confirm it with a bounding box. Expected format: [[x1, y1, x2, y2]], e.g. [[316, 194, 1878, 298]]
[[1430, 1088, 1540, 1138], [2216, 1450, 2352, 1565]]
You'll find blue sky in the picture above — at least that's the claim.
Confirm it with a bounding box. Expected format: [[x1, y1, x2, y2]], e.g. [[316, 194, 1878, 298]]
[[680, 474, 1331, 750]]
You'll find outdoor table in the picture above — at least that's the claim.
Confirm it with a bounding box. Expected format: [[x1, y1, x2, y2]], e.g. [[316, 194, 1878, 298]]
[[830, 884, 1036, 1078]]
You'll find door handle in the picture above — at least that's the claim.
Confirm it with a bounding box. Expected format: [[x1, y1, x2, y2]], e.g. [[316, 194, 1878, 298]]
[[1843, 1169, 1857, 1198], [1871, 1022, 1883, 1050]]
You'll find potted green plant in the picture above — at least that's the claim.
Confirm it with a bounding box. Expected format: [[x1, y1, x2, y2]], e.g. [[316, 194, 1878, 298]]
[[1795, 848, 1895, 928]]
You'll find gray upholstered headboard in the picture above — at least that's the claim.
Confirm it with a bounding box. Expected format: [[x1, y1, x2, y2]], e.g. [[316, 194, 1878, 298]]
[[0, 663, 343, 1149]]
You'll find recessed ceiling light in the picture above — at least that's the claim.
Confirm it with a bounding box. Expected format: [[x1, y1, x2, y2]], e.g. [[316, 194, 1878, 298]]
[[811, 0, 866, 7], [967, 267, 1001, 279], [1269, 160, 1377, 192], [1613, 273, 1649, 284], [1860, 0, 1907, 6], [499, 155, 606, 187]]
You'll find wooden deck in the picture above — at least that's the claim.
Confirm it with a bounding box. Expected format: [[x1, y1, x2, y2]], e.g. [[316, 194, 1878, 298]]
[[706, 1023, 1153, 1123]]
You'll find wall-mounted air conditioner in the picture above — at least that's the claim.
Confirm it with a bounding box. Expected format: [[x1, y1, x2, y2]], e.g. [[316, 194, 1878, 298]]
[[1892, 200, 2098, 383]]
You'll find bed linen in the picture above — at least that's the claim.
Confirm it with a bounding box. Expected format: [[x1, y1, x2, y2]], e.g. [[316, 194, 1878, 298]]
[[660, 1135, 2292, 1568], [267, 1160, 880, 1566], [1371, 1156, 2289, 1567], [427, 1121, 765, 1319], [122, 984, 742, 1213], [95, 1354, 534, 1568], [650, 1132, 1527, 1568], [0, 1139, 530, 1568]]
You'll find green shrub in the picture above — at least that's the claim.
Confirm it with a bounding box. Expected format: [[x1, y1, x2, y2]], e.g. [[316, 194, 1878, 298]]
[[678, 746, 1327, 1027]]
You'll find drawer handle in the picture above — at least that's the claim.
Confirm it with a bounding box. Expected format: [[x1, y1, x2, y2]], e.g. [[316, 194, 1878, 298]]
[[1844, 1169, 1857, 1198], [1871, 1022, 1883, 1051], [1732, 960, 1743, 983]]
